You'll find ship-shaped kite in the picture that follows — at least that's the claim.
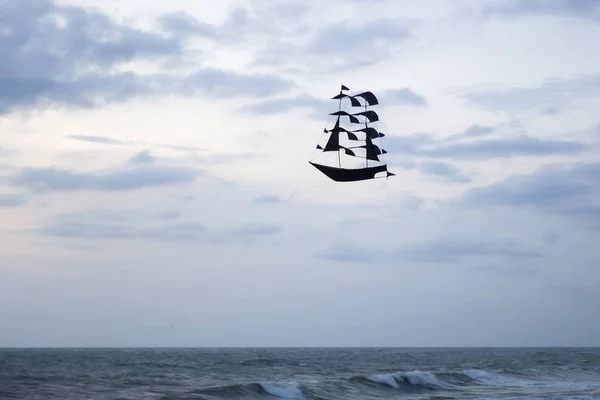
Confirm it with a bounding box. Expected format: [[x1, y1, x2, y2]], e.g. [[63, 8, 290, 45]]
[[309, 85, 395, 182]]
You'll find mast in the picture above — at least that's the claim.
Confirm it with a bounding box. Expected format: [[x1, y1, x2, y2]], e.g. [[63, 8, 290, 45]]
[[309, 84, 394, 182], [364, 100, 369, 168], [337, 88, 343, 169]]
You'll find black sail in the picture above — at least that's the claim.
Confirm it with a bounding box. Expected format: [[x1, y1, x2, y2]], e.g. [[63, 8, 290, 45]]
[[309, 85, 394, 182]]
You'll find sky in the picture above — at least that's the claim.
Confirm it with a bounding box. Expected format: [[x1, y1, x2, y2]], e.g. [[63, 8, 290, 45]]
[[1, 0, 599, 348]]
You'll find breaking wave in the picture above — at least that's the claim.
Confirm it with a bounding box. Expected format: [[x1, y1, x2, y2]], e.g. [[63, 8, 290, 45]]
[[171, 381, 307, 399], [463, 369, 537, 387], [174, 368, 575, 399], [352, 369, 455, 391]]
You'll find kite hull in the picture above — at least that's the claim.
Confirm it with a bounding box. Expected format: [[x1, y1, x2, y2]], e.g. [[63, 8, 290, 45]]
[[309, 161, 392, 182]]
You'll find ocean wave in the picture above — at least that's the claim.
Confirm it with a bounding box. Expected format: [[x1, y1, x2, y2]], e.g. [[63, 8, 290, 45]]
[[351, 369, 456, 392], [175, 381, 306, 399], [463, 369, 538, 387], [239, 357, 304, 368], [349, 368, 550, 392], [260, 382, 305, 399]]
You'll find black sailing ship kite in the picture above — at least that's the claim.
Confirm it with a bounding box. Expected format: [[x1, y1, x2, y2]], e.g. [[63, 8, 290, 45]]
[[309, 85, 395, 182]]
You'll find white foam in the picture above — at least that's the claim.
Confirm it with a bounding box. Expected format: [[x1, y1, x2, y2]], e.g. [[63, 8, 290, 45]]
[[260, 382, 305, 399], [400, 370, 449, 388], [367, 370, 451, 389], [368, 372, 401, 388], [463, 369, 534, 387]]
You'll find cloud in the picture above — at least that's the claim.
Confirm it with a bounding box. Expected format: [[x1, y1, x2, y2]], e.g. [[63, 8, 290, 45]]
[[227, 223, 281, 237], [2, 0, 599, 349], [0, 193, 28, 207], [551, 283, 599, 302], [36, 209, 281, 243], [306, 18, 411, 62], [158, 5, 286, 43], [418, 161, 471, 183], [66, 135, 130, 145], [541, 232, 560, 245], [384, 129, 587, 160], [157, 11, 216, 37], [0, 0, 293, 114], [482, 0, 600, 22], [380, 88, 428, 106], [423, 135, 585, 159], [6, 164, 200, 193], [242, 94, 329, 115], [313, 243, 378, 263], [541, 106, 561, 115], [153, 211, 182, 220], [460, 74, 600, 112], [400, 236, 543, 263], [459, 162, 600, 221], [252, 195, 285, 204], [127, 151, 156, 164], [182, 69, 292, 98], [65, 135, 205, 154], [242, 87, 428, 116], [257, 2, 312, 20], [251, 16, 416, 71], [314, 235, 542, 264], [469, 264, 538, 277], [444, 125, 495, 141]]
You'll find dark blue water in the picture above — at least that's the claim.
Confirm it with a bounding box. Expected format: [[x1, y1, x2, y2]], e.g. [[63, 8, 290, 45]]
[[1, 347, 599, 399]]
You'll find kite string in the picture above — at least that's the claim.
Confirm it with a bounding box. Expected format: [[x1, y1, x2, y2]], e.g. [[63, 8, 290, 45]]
[[159, 117, 335, 342], [158, 177, 332, 343]]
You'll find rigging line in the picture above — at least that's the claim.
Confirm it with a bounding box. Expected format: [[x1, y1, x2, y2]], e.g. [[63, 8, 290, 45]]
[[158, 177, 333, 343], [310, 116, 332, 162]]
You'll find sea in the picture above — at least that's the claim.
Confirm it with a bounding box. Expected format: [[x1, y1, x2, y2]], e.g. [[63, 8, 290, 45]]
[[1, 347, 599, 399]]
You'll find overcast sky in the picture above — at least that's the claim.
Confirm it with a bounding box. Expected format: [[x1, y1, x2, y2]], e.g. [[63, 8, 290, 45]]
[[1, 0, 599, 348]]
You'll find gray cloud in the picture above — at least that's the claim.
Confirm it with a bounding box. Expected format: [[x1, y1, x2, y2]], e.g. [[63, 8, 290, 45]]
[[306, 18, 411, 62], [183, 69, 291, 98], [314, 235, 542, 264], [541, 106, 561, 115], [227, 223, 281, 237], [313, 243, 377, 263], [418, 161, 471, 183], [153, 211, 182, 220], [541, 232, 560, 245], [469, 264, 538, 277], [384, 129, 586, 160], [128, 151, 155, 164], [251, 17, 416, 71], [0, 0, 293, 114], [444, 124, 495, 141], [380, 88, 427, 106], [6, 164, 200, 193], [242, 87, 427, 116], [0, 193, 28, 207], [0, 147, 16, 157], [421, 135, 585, 159], [258, 2, 312, 20], [252, 195, 285, 204], [157, 11, 216, 37], [242, 94, 329, 115], [461, 74, 600, 112], [482, 0, 600, 22], [551, 283, 599, 302], [66, 135, 130, 145], [401, 236, 542, 263], [160, 6, 287, 42], [459, 162, 600, 221], [65, 135, 205, 154], [36, 209, 281, 243]]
